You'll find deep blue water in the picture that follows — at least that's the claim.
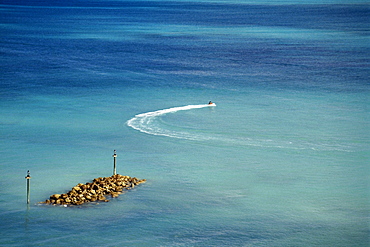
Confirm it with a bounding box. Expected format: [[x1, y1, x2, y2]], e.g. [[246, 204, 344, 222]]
[[1, 1, 369, 246]]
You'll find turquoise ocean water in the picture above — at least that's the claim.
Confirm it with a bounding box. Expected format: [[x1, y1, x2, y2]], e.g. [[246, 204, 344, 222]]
[[1, 1, 369, 246]]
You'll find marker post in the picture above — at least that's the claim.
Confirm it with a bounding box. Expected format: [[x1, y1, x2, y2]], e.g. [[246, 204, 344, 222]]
[[113, 150, 117, 175], [25, 170, 31, 204]]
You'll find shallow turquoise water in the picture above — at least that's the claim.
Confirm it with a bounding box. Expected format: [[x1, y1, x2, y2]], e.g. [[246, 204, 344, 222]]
[[1, 86, 368, 246]]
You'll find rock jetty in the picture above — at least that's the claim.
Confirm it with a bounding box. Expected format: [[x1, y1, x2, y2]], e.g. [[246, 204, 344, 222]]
[[41, 174, 146, 206]]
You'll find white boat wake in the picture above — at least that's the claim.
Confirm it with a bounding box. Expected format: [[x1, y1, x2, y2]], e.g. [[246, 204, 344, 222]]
[[127, 104, 216, 140], [127, 103, 353, 152]]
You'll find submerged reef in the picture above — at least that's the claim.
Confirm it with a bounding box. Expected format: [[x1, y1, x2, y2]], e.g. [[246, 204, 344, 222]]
[[41, 174, 146, 206]]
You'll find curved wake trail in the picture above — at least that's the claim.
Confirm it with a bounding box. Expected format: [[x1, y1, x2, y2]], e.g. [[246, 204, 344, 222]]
[[127, 104, 216, 140], [127, 104, 353, 152]]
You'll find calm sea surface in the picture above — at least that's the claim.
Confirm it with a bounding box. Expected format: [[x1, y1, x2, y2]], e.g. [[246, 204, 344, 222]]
[[0, 1, 369, 246]]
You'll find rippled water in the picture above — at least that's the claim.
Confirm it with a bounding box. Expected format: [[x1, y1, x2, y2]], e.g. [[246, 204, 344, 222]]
[[1, 1, 369, 246]]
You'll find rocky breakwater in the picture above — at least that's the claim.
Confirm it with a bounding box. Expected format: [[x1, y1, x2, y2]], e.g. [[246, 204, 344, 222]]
[[41, 174, 146, 206]]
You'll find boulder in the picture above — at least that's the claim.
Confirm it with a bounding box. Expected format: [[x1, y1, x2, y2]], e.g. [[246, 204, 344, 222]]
[[72, 186, 81, 192], [50, 194, 61, 199], [110, 192, 119, 198]]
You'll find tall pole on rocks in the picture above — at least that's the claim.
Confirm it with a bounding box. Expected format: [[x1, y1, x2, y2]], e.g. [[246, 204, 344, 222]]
[[25, 170, 31, 204], [113, 150, 117, 175]]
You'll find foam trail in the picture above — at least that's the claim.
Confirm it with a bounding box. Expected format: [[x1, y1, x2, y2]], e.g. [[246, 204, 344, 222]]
[[127, 104, 351, 152], [127, 104, 216, 139]]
